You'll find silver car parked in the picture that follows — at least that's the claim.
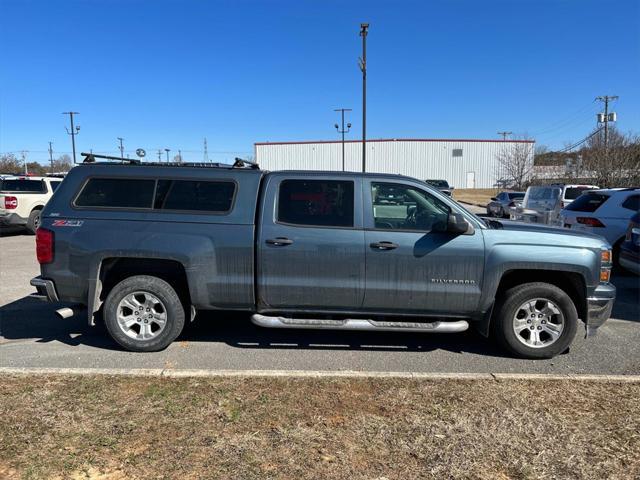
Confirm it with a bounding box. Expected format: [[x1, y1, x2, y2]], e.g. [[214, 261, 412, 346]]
[[486, 191, 525, 218]]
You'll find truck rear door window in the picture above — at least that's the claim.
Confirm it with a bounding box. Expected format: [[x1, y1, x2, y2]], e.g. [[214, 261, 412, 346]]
[[154, 180, 235, 212], [278, 179, 354, 227], [75, 178, 155, 208]]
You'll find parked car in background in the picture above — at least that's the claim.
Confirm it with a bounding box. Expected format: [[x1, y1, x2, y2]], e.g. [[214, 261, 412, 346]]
[[486, 191, 525, 218], [0, 175, 65, 234], [619, 212, 640, 275], [424, 179, 453, 196], [512, 184, 599, 225], [561, 188, 640, 266]]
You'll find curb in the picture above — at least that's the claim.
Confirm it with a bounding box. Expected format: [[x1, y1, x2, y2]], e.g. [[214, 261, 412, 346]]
[[0, 367, 639, 382]]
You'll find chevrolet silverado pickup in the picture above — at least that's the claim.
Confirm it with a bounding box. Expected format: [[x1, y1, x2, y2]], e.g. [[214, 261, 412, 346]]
[[30, 154, 616, 359]]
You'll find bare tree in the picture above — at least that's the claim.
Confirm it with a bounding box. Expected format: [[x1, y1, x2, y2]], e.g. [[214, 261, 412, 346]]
[[52, 154, 73, 173], [581, 127, 640, 187], [0, 154, 22, 173], [495, 136, 535, 189]]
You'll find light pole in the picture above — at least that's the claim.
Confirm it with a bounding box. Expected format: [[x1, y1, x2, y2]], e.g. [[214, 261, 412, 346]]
[[334, 108, 352, 171], [165, 148, 170, 162], [63, 112, 80, 164], [359, 23, 369, 173]]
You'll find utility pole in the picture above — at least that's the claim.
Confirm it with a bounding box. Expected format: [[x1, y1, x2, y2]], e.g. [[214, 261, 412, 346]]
[[157, 149, 163, 162], [165, 148, 170, 162], [178, 149, 182, 163], [497, 131, 512, 141], [334, 108, 352, 171], [359, 23, 369, 173], [48, 142, 54, 174], [596, 95, 618, 157], [117, 137, 124, 159], [203, 138, 209, 162], [62, 112, 80, 164], [20, 151, 28, 175]]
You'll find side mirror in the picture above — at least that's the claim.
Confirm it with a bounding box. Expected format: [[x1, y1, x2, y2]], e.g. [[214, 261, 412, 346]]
[[490, 197, 497, 201], [447, 213, 473, 235]]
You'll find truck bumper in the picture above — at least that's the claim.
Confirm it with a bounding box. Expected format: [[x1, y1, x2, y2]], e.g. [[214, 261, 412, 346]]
[[0, 212, 27, 226], [30, 276, 59, 302], [585, 283, 616, 336]]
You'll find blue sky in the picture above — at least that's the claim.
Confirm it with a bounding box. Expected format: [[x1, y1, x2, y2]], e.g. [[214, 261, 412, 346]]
[[1, 0, 638, 164]]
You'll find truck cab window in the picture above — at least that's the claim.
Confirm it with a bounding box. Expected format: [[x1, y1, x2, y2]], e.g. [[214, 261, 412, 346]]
[[278, 179, 354, 227], [371, 182, 450, 232]]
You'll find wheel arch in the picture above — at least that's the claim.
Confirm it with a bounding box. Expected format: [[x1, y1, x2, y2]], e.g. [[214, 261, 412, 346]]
[[88, 257, 192, 325], [476, 269, 587, 337]]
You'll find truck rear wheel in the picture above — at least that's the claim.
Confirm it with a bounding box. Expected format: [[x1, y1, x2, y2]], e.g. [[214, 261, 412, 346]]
[[104, 275, 185, 352], [492, 282, 578, 359]]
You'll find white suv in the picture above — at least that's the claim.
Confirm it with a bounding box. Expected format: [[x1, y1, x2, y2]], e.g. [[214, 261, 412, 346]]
[[0, 176, 64, 234], [561, 188, 640, 265]]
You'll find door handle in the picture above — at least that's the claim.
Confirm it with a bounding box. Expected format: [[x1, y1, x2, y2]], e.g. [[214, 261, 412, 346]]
[[369, 241, 398, 250], [266, 237, 294, 246]]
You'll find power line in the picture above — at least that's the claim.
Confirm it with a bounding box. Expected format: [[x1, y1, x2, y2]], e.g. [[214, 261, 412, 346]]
[[552, 127, 603, 154], [529, 101, 599, 137]]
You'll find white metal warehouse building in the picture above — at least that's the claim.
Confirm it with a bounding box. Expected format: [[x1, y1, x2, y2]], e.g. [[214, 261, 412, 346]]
[[255, 138, 535, 189]]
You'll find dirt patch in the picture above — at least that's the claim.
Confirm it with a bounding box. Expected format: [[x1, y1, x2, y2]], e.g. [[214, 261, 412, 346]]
[[453, 188, 499, 206], [1, 375, 639, 479]]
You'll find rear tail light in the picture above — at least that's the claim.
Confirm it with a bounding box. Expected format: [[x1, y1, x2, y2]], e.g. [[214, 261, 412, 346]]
[[4, 196, 17, 209], [577, 217, 605, 228], [36, 228, 54, 264]]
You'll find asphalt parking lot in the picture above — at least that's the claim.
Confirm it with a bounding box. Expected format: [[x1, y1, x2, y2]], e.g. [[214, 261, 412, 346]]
[[1, 228, 638, 374]]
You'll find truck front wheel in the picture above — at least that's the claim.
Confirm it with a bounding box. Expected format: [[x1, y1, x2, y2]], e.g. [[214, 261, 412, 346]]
[[492, 282, 578, 359], [104, 275, 185, 352]]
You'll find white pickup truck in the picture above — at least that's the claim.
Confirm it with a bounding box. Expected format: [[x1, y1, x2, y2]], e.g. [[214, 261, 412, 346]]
[[0, 176, 64, 234]]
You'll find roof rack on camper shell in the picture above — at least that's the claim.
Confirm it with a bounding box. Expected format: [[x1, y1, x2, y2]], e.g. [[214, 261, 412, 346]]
[[79, 152, 260, 170]]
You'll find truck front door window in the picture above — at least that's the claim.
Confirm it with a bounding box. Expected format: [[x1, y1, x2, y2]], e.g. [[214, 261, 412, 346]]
[[371, 182, 450, 232]]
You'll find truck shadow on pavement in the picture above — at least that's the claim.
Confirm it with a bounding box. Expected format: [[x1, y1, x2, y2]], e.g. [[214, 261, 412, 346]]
[[0, 297, 509, 357], [1, 273, 636, 355]]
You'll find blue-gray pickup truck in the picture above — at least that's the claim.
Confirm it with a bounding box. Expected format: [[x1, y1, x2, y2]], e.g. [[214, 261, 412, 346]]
[[30, 155, 616, 359]]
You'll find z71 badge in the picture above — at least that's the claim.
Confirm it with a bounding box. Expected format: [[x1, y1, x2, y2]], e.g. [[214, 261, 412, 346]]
[[52, 220, 84, 227]]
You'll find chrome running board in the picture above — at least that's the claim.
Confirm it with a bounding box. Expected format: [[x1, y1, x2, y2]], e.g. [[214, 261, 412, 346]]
[[251, 314, 468, 333]]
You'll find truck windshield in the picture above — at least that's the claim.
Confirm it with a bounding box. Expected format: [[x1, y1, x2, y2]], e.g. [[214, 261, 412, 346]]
[[0, 179, 45, 193]]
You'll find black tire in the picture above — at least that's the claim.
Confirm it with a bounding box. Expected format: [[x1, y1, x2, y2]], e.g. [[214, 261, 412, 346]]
[[491, 282, 578, 359], [26, 209, 41, 235], [103, 275, 185, 352]]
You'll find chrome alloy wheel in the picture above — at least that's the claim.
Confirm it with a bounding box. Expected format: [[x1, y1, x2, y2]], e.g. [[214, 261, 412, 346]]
[[116, 291, 167, 341], [512, 298, 564, 349]]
